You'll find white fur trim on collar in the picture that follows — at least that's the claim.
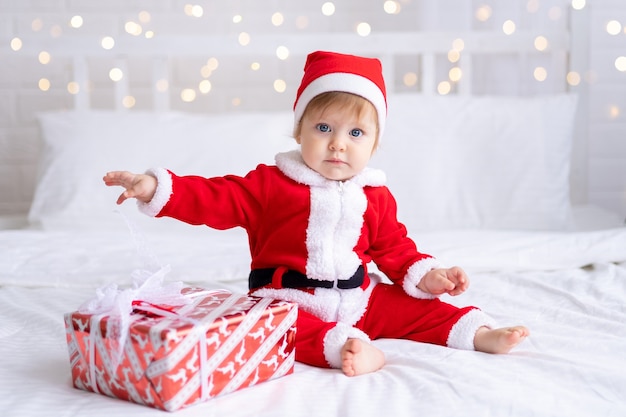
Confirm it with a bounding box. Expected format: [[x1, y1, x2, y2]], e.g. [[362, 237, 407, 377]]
[[275, 150, 384, 284], [275, 150, 386, 188]]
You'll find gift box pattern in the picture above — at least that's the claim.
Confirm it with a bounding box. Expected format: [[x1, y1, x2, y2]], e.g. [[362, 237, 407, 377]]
[[65, 289, 297, 411]]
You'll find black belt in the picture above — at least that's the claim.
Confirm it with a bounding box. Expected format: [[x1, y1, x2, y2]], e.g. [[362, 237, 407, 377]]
[[249, 265, 365, 290]]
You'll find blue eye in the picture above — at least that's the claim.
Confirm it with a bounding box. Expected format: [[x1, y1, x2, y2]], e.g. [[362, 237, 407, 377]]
[[316, 123, 331, 133], [350, 128, 363, 138]]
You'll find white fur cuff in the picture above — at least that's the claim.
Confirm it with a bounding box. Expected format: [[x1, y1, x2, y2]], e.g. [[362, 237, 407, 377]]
[[402, 257, 442, 299], [137, 167, 172, 217], [446, 309, 496, 351], [323, 323, 370, 369]]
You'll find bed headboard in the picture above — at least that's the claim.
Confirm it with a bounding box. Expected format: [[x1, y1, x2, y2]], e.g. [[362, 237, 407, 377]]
[[15, 29, 578, 112]]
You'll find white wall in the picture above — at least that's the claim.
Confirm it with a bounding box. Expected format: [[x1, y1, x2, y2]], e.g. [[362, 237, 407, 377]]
[[586, 0, 626, 217], [0, 0, 625, 220]]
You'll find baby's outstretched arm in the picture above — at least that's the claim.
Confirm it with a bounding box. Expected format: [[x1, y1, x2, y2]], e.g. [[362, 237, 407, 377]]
[[417, 266, 469, 296], [103, 171, 157, 205]]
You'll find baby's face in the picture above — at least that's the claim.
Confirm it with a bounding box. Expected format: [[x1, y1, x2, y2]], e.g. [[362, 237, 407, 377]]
[[296, 102, 378, 181]]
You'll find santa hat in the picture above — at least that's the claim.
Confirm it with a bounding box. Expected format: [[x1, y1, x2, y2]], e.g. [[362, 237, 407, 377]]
[[293, 51, 387, 138]]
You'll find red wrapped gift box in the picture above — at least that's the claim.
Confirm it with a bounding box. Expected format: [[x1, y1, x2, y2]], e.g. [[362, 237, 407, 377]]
[[64, 288, 297, 411]]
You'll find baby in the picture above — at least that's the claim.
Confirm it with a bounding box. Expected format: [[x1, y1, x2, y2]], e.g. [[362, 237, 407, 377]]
[[104, 51, 528, 376]]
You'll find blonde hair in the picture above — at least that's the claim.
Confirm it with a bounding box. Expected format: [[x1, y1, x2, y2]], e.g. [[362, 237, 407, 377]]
[[293, 92, 380, 148]]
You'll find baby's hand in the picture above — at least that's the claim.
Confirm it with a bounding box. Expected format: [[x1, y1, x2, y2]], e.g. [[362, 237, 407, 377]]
[[417, 266, 469, 296], [103, 171, 157, 205]]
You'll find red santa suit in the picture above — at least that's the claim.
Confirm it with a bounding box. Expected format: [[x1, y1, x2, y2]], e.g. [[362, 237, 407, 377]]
[[139, 150, 495, 369]]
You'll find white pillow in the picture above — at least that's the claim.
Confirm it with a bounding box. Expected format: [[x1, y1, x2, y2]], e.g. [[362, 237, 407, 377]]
[[372, 93, 578, 231], [32, 94, 577, 232], [31, 110, 296, 230]]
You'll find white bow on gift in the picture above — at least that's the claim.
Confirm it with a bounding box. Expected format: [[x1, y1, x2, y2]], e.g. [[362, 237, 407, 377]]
[[77, 211, 194, 376], [78, 264, 192, 372]]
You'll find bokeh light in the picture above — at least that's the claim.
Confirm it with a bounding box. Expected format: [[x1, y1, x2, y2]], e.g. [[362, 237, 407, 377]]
[[181, 88, 196, 102], [475, 5, 492, 22], [38, 78, 51, 91], [534, 36, 549, 51], [10, 37, 22, 51], [384, 1, 401, 14], [437, 81, 451, 95], [238, 32, 251, 46], [70, 15, 83, 28], [67, 81, 80, 94], [276, 46, 289, 60], [38, 51, 51, 65], [321, 2, 336, 16], [566, 71, 581, 86], [615, 56, 626, 72], [533, 66, 547, 81], [274, 79, 287, 93], [356, 22, 371, 36], [503, 20, 516, 35], [122, 96, 136, 108], [272, 12, 284, 26], [606, 20, 623, 35], [403, 72, 418, 87], [199, 80, 212, 94], [109, 68, 124, 82], [101, 36, 115, 50]]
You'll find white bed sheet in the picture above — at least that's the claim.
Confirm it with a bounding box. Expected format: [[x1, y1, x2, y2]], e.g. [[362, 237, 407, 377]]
[[1, 212, 625, 417]]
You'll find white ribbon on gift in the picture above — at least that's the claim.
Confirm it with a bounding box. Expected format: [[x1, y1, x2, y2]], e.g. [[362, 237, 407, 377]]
[[77, 210, 193, 393], [79, 264, 194, 392]]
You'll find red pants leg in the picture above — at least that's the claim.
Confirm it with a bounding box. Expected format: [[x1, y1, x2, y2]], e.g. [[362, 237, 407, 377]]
[[294, 309, 337, 368], [356, 282, 478, 346], [294, 283, 490, 369], [294, 309, 373, 369]]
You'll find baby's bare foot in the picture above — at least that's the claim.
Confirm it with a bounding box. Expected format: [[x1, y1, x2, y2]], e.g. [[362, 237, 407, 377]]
[[473, 326, 529, 354], [341, 338, 385, 377]]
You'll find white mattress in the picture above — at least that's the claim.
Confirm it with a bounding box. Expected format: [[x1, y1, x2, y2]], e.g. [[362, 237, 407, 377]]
[[1, 209, 625, 417]]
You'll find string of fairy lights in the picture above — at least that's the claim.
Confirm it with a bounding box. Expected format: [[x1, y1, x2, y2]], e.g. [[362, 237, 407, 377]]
[[6, 0, 626, 115]]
